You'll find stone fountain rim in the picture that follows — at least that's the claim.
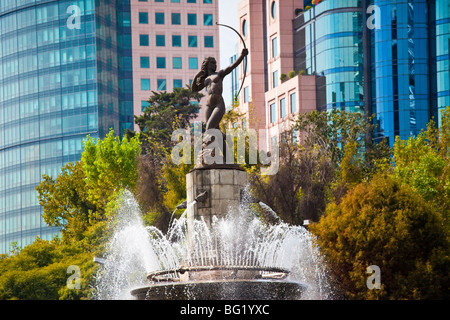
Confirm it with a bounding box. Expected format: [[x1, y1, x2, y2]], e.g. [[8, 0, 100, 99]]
[[147, 265, 291, 282], [130, 278, 308, 300]]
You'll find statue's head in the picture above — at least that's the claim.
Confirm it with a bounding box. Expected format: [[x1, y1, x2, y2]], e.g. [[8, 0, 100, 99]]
[[202, 57, 217, 75]]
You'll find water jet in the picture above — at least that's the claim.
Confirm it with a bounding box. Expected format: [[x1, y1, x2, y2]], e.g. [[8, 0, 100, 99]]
[[94, 166, 331, 300]]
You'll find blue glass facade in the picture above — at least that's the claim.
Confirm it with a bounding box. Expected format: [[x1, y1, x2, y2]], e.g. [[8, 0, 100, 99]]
[[294, 0, 365, 113], [294, 0, 449, 146], [371, 0, 430, 144], [431, 0, 450, 125], [0, 0, 133, 253]]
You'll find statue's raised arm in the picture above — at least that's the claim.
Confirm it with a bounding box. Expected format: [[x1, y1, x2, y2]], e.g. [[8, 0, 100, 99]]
[[219, 48, 248, 79]]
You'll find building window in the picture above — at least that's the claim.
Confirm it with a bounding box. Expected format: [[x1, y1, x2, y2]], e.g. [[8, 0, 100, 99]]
[[272, 37, 278, 58], [155, 12, 165, 24], [271, 136, 277, 149], [204, 14, 213, 26], [173, 57, 182, 69], [187, 13, 197, 25], [273, 70, 278, 88], [292, 129, 298, 144], [141, 79, 150, 90], [140, 34, 149, 46], [140, 56, 150, 68], [157, 79, 167, 91], [172, 35, 182, 47], [172, 13, 181, 25], [156, 34, 166, 47], [187, 0, 196, 3], [204, 0, 212, 3], [188, 35, 197, 47], [189, 57, 198, 69], [271, 1, 276, 19], [171, 0, 180, 2], [204, 36, 214, 48], [290, 92, 297, 113], [242, 19, 247, 37], [139, 12, 148, 24], [270, 103, 276, 123], [173, 79, 183, 89], [155, 0, 164, 2], [244, 86, 249, 103], [157, 57, 166, 69], [142, 100, 150, 112], [280, 98, 286, 118]]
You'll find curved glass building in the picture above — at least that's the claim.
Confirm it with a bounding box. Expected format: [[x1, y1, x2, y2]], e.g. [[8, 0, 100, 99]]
[[431, 0, 450, 125], [370, 0, 430, 144], [0, 0, 134, 253], [294, 0, 449, 146], [294, 0, 364, 113]]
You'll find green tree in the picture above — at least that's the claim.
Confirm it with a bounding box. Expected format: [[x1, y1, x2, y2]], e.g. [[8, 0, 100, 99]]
[[37, 130, 141, 241], [393, 107, 450, 216], [132, 87, 203, 155], [250, 109, 391, 225], [250, 129, 334, 224], [37, 161, 98, 241], [295, 109, 391, 203], [127, 87, 203, 230], [82, 129, 141, 212], [220, 97, 244, 132], [0, 238, 95, 300], [295, 109, 390, 171], [311, 173, 449, 299]]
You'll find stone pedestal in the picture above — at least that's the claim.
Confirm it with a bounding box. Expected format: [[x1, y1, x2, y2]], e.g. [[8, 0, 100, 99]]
[[186, 166, 248, 228]]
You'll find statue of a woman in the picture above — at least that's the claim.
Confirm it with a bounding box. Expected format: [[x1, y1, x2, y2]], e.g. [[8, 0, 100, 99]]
[[192, 48, 248, 131]]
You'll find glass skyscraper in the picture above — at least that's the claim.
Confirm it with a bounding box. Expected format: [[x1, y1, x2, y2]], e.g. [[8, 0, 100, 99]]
[[431, 0, 450, 126], [294, 0, 450, 146], [370, 0, 430, 143], [0, 0, 134, 253], [294, 0, 364, 113]]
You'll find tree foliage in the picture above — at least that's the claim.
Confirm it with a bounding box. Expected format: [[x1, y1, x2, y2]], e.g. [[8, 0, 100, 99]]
[[250, 129, 334, 224], [82, 130, 141, 208], [393, 108, 450, 216], [8, 130, 143, 300], [250, 109, 391, 224], [311, 107, 450, 299], [37, 161, 95, 230], [36, 130, 141, 241], [126, 87, 204, 231], [132, 87, 203, 154], [0, 237, 95, 300], [311, 173, 449, 299]]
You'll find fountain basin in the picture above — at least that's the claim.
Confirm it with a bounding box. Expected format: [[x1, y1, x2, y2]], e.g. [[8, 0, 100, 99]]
[[131, 279, 306, 300], [130, 266, 306, 300]]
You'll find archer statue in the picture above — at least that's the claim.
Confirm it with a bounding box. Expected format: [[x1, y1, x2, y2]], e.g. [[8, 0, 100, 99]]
[[192, 48, 248, 131]]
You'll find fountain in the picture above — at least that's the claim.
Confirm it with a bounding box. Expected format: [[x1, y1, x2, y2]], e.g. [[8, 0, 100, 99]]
[[94, 47, 332, 300], [94, 185, 332, 300]]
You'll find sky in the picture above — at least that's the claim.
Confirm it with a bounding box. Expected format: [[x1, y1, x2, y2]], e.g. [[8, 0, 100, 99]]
[[218, 0, 242, 107]]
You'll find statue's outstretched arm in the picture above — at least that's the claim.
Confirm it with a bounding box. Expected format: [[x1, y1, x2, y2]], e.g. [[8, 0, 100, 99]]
[[220, 48, 248, 78]]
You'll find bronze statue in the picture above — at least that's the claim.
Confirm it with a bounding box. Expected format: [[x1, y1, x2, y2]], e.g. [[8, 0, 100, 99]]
[[192, 48, 248, 131]]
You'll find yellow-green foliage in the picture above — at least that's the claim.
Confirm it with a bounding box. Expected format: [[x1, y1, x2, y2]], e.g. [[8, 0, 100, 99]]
[[0, 237, 96, 300], [311, 173, 449, 299], [82, 129, 141, 206]]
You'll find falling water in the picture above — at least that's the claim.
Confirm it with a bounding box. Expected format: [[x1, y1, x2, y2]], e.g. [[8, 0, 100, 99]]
[[94, 190, 333, 300]]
